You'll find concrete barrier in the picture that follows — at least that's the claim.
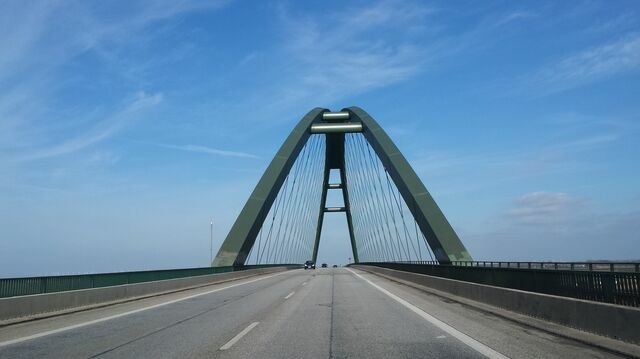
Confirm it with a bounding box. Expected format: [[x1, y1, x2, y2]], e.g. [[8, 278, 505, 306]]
[[0, 267, 293, 324], [353, 265, 640, 344]]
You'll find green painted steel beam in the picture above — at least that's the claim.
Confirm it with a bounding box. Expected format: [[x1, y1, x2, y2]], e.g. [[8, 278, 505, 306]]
[[311, 164, 329, 263], [346, 107, 472, 263], [213, 106, 471, 267], [312, 133, 359, 264], [340, 155, 359, 263], [212, 108, 325, 267]]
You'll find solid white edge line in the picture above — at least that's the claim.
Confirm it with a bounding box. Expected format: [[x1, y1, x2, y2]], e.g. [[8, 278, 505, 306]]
[[284, 291, 295, 299], [219, 321, 260, 350], [0, 271, 290, 348], [346, 268, 510, 359]]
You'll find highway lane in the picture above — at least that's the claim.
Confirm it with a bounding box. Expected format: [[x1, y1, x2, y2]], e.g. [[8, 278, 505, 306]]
[[0, 268, 626, 358]]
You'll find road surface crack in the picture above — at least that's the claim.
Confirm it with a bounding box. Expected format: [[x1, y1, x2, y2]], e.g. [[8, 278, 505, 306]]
[[86, 293, 251, 358]]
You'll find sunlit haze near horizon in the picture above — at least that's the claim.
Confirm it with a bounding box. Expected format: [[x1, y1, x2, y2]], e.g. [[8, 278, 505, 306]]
[[1, 1, 639, 277]]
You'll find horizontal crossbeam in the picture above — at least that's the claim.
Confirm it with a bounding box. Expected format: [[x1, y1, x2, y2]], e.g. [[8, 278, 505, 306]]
[[310, 122, 363, 134]]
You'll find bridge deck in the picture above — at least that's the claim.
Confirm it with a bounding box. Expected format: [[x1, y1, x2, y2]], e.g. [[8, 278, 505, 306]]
[[0, 268, 629, 358]]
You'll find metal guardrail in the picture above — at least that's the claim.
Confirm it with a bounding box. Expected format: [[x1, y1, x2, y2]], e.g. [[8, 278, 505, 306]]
[[0, 264, 296, 299], [359, 261, 640, 307], [397, 260, 640, 273]]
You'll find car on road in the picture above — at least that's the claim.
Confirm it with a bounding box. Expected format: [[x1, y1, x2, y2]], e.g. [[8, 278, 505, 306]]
[[321, 263, 328, 268], [304, 260, 315, 269], [332, 265, 338, 268]]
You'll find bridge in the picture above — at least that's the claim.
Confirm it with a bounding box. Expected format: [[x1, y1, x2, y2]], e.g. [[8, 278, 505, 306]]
[[0, 108, 638, 358]]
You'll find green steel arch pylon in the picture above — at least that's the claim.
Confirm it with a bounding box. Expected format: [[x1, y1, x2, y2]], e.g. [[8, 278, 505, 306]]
[[212, 107, 472, 267]]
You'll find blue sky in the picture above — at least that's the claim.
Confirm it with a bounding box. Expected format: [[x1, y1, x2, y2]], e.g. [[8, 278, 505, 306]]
[[1, 0, 639, 277]]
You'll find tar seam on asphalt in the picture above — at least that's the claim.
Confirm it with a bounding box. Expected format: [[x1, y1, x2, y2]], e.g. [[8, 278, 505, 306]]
[[372, 272, 634, 359], [0, 271, 292, 350], [328, 272, 336, 359], [86, 289, 260, 358]]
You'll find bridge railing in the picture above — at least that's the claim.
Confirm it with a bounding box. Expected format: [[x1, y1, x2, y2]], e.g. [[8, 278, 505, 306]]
[[0, 264, 297, 299], [396, 260, 640, 273], [358, 261, 640, 307]]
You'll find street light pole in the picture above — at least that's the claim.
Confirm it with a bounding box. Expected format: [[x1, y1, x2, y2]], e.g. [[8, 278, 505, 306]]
[[210, 218, 214, 266]]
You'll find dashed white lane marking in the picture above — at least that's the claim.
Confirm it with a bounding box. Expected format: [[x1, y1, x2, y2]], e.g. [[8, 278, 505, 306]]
[[0, 271, 291, 348], [284, 291, 295, 299], [437, 335, 447, 339], [220, 322, 260, 350], [302, 282, 307, 286], [346, 268, 510, 359]]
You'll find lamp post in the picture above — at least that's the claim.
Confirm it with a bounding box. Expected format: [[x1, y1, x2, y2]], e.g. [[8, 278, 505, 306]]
[[210, 218, 214, 266]]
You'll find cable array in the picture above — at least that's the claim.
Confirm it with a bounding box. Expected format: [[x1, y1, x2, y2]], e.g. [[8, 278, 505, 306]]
[[245, 135, 325, 264], [345, 133, 435, 262]]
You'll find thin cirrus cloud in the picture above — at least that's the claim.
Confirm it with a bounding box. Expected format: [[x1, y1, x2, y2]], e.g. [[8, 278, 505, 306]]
[[10, 92, 163, 162], [232, 1, 430, 124], [506, 191, 582, 225], [467, 191, 640, 261], [0, 1, 230, 164], [161, 144, 260, 159], [412, 131, 619, 180], [238, 2, 544, 127], [527, 33, 640, 95], [0, 1, 230, 81], [281, 1, 427, 96]]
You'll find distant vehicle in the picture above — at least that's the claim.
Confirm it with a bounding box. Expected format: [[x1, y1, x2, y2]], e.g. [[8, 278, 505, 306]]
[[332, 265, 338, 268], [304, 260, 315, 270], [321, 263, 328, 268]]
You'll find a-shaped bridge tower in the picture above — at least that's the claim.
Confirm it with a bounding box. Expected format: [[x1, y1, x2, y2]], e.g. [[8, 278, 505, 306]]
[[213, 107, 472, 267]]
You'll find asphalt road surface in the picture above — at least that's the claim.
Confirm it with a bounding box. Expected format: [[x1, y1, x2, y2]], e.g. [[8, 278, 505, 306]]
[[0, 268, 625, 358]]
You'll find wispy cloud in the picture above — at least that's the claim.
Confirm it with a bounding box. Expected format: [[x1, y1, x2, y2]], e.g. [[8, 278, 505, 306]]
[[493, 11, 537, 27], [0, 1, 228, 163], [223, 0, 433, 123], [0, 1, 230, 82], [547, 134, 618, 152], [279, 1, 427, 96], [221, 0, 545, 129], [526, 33, 640, 94], [409, 115, 628, 196], [413, 132, 618, 177], [161, 144, 260, 159], [465, 191, 640, 261], [6, 92, 162, 162], [507, 191, 582, 225]]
